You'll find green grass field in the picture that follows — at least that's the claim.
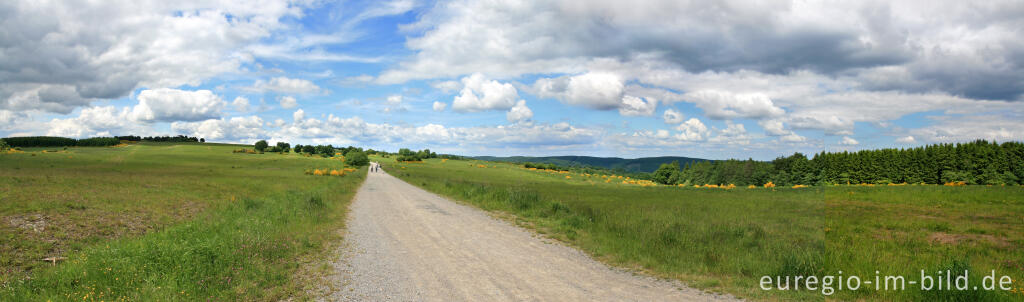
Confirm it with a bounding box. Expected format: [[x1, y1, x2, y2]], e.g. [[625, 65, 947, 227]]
[[2, 145, 1020, 301], [0, 143, 365, 301], [384, 156, 1024, 301]]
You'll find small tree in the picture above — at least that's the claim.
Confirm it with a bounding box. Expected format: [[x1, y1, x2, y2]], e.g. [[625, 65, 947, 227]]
[[941, 170, 972, 184], [0, 138, 8, 151], [200, 138, 205, 143], [652, 161, 680, 185], [294, 144, 303, 153], [345, 151, 369, 166], [254, 140, 269, 152], [302, 145, 315, 154], [276, 142, 290, 153]]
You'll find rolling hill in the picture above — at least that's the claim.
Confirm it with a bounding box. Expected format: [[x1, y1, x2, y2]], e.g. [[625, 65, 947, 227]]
[[471, 155, 708, 173]]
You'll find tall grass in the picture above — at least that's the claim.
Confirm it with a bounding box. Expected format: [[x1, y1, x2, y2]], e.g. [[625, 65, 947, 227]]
[[388, 157, 1024, 301], [824, 185, 1024, 301]]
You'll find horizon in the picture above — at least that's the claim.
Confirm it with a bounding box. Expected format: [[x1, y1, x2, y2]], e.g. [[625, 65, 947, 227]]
[[2, 1, 1023, 161]]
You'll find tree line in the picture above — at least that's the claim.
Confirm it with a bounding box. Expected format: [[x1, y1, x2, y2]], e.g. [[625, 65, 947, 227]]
[[522, 161, 655, 180], [2, 136, 121, 147], [250, 140, 370, 166], [2, 135, 211, 148], [116, 135, 204, 143], [652, 140, 1024, 186], [396, 148, 439, 162]]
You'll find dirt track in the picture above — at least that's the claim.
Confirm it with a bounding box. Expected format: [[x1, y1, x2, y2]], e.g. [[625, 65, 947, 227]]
[[327, 168, 739, 301]]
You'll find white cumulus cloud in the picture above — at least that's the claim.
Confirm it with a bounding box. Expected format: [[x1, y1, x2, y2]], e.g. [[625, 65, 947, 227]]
[[684, 90, 785, 120], [232, 96, 250, 112], [171, 116, 267, 143], [506, 100, 534, 124], [246, 77, 324, 94], [840, 136, 860, 145], [618, 95, 658, 117], [130, 88, 225, 123], [432, 101, 447, 112], [895, 136, 916, 143], [279, 96, 298, 109], [386, 95, 403, 105], [451, 73, 519, 112], [662, 109, 684, 124], [780, 133, 808, 143], [0, 0, 308, 113], [534, 72, 624, 110], [675, 118, 710, 141], [48, 106, 145, 138]]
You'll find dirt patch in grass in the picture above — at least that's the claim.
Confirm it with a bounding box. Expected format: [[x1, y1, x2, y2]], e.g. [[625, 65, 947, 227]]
[[0, 201, 206, 279], [928, 232, 1011, 248], [5, 214, 48, 233]]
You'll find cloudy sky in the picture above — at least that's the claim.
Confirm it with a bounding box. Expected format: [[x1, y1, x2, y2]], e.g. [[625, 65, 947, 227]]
[[2, 0, 1022, 159]]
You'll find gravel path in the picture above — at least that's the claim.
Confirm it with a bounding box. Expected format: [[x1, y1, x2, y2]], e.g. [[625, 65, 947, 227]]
[[326, 168, 740, 301]]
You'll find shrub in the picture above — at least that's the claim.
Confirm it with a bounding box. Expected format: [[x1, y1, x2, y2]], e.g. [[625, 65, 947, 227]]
[[293, 144, 303, 153], [941, 170, 972, 185], [396, 154, 421, 162], [276, 142, 290, 153], [302, 145, 315, 154], [1000, 171, 1019, 185], [0, 139, 8, 150], [345, 151, 369, 167]]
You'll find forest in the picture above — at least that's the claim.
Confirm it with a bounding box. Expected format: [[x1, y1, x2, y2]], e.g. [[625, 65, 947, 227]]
[[655, 140, 1024, 186]]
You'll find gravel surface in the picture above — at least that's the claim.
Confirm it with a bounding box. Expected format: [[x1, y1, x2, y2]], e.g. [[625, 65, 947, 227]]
[[325, 169, 741, 301]]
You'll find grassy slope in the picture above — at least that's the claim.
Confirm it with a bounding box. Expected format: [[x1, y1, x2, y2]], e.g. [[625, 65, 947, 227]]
[[0, 143, 365, 301], [385, 157, 1024, 301]]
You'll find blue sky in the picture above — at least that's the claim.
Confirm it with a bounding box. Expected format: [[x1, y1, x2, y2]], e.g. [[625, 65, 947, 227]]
[[1, 0, 1022, 160]]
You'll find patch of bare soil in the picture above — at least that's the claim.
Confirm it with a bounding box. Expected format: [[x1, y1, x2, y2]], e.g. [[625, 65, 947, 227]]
[[928, 232, 1010, 248]]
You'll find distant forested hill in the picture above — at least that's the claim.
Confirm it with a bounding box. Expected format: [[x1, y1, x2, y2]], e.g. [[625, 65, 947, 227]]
[[471, 155, 707, 173]]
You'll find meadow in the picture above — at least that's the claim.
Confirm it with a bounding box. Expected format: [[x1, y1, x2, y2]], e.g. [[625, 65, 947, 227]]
[[384, 157, 1024, 301], [0, 143, 365, 301]]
